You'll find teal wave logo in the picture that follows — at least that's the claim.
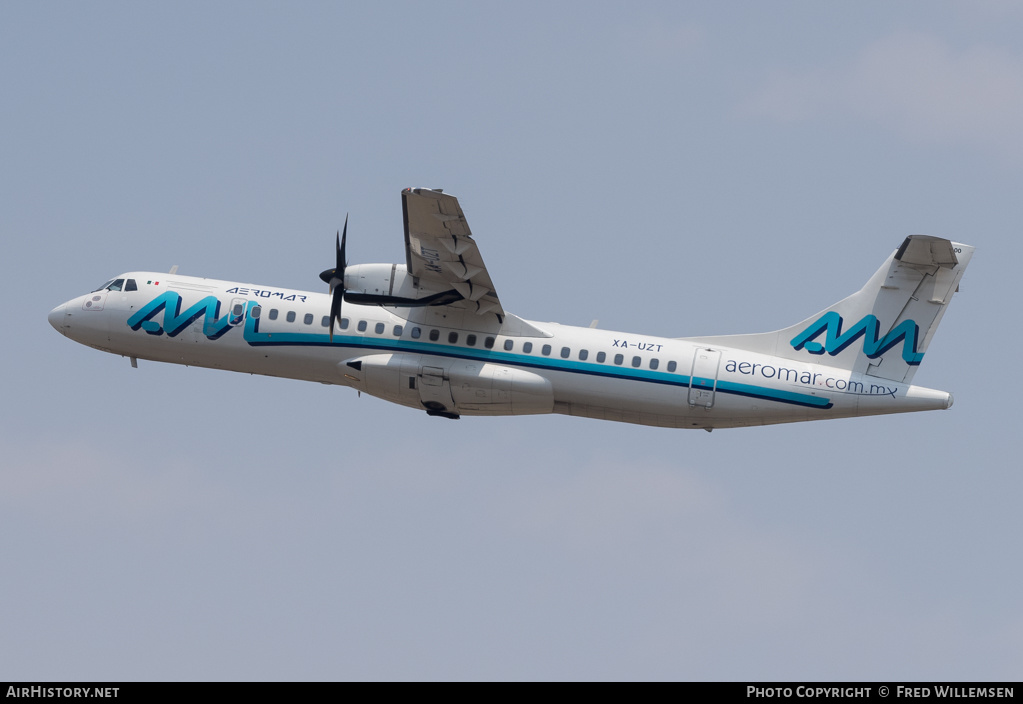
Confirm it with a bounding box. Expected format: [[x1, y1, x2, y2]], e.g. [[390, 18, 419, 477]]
[[790, 312, 923, 365], [127, 291, 247, 339]]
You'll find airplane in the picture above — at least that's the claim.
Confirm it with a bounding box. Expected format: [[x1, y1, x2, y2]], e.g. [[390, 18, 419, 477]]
[[48, 187, 974, 430]]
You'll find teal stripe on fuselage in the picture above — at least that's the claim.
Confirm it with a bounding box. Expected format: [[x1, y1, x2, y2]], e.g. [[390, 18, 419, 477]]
[[241, 315, 833, 410]]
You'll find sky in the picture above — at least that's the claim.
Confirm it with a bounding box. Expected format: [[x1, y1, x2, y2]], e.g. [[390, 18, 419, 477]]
[[2, 1, 1022, 681]]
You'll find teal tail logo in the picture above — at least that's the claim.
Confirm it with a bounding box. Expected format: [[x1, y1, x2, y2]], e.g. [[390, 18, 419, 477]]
[[790, 312, 923, 365], [127, 291, 246, 339]]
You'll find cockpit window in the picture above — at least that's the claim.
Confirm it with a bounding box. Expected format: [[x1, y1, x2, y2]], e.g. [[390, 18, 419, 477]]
[[125, 279, 137, 292], [92, 279, 115, 292], [107, 279, 125, 292]]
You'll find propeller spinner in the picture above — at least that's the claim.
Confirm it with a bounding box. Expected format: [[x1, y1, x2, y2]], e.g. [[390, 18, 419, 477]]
[[319, 214, 348, 342]]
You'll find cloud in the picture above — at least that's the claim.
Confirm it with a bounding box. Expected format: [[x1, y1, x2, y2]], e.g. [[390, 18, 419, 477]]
[[746, 32, 1023, 160]]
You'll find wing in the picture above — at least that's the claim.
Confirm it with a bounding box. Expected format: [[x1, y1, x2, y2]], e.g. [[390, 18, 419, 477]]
[[402, 188, 504, 317]]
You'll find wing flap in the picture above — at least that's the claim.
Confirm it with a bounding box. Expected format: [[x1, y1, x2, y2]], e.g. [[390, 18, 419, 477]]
[[402, 187, 504, 317]]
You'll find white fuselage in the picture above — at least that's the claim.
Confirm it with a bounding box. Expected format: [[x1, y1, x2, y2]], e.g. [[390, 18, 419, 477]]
[[48, 272, 953, 430]]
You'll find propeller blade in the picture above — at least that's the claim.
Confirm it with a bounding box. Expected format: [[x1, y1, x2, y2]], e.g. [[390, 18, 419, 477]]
[[324, 214, 349, 343], [329, 286, 343, 342], [339, 214, 348, 271]]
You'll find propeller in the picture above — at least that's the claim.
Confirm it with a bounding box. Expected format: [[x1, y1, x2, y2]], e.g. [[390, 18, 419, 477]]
[[319, 214, 348, 342]]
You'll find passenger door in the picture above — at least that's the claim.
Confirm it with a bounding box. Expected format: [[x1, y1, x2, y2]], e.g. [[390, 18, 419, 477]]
[[688, 348, 721, 408]]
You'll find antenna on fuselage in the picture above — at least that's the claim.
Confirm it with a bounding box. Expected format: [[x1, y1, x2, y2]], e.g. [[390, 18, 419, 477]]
[[169, 265, 179, 275]]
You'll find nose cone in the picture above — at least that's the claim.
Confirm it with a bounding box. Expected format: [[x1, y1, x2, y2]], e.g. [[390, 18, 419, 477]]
[[48, 303, 67, 334]]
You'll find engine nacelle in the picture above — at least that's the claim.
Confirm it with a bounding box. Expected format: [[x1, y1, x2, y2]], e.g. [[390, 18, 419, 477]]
[[342, 263, 462, 307], [343, 263, 412, 298]]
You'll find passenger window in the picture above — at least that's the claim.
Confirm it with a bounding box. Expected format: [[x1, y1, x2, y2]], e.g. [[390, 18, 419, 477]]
[[393, 325, 403, 336], [632, 356, 641, 368], [251, 306, 261, 319], [503, 339, 514, 351], [269, 309, 279, 320], [286, 311, 296, 323], [523, 342, 533, 353], [357, 320, 367, 332], [125, 279, 137, 292], [448, 332, 458, 344], [560, 347, 570, 359], [579, 349, 588, 361], [303, 313, 314, 325], [649, 358, 659, 370], [375, 322, 385, 334], [429, 329, 440, 341], [596, 351, 606, 363], [466, 334, 477, 346], [321, 316, 329, 327], [542, 344, 551, 356], [667, 361, 677, 372], [340, 317, 350, 330], [614, 354, 624, 365], [411, 327, 421, 339], [484, 336, 495, 349]]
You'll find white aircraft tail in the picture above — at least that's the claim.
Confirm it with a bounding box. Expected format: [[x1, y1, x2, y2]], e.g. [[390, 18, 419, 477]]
[[687, 235, 975, 384]]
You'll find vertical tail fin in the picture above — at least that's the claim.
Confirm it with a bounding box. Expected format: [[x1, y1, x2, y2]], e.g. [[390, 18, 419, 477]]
[[686, 236, 975, 383]]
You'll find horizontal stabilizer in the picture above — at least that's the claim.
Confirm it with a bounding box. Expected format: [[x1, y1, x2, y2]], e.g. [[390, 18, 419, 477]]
[[896, 235, 958, 268]]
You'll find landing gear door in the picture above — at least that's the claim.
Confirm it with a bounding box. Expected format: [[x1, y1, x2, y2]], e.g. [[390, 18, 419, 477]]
[[688, 348, 721, 408], [419, 365, 457, 415]]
